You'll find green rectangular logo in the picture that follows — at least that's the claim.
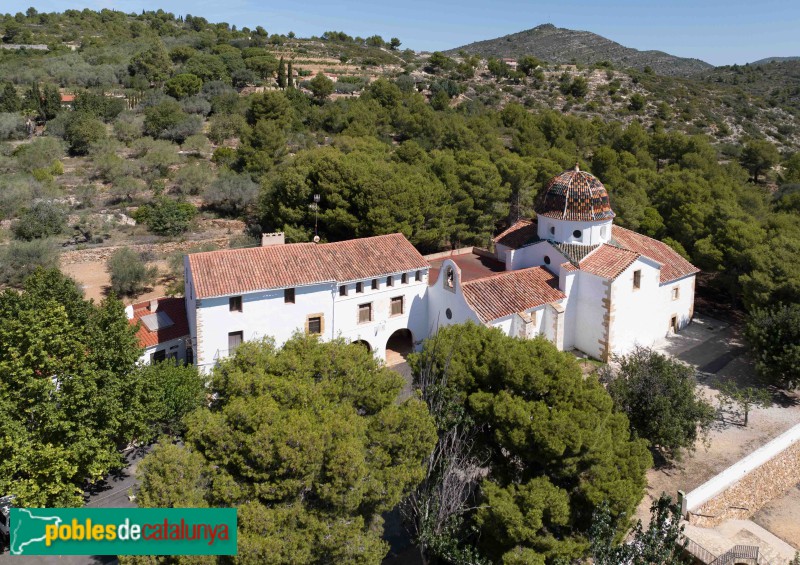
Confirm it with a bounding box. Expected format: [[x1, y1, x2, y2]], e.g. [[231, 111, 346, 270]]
[[10, 508, 237, 555]]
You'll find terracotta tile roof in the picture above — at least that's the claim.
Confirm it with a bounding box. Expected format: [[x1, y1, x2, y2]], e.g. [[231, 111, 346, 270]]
[[550, 242, 600, 266], [60, 94, 75, 102], [461, 267, 565, 323], [188, 233, 429, 299], [494, 219, 541, 249], [611, 226, 700, 284], [129, 297, 189, 349], [577, 244, 641, 280], [535, 166, 615, 222]]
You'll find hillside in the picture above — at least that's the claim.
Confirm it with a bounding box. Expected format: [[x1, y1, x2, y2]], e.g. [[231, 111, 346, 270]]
[[700, 60, 800, 118], [751, 56, 800, 65], [445, 23, 713, 77]]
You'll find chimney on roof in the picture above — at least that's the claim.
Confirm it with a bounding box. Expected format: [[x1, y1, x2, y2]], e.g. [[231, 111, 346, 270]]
[[574, 163, 580, 172], [261, 232, 285, 247], [149, 299, 158, 312]]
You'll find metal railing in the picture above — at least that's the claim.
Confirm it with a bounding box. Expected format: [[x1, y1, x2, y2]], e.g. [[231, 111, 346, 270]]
[[709, 545, 763, 565], [683, 536, 718, 564]]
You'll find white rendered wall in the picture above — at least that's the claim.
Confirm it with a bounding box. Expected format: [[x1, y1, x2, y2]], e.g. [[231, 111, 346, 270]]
[[537, 217, 613, 246], [192, 270, 430, 372], [139, 337, 187, 365], [184, 257, 198, 366], [427, 259, 482, 332], [509, 241, 568, 271], [333, 271, 430, 359], [611, 262, 695, 355], [573, 271, 609, 359], [558, 270, 579, 351]]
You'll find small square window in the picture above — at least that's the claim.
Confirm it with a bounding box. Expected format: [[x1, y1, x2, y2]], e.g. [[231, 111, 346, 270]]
[[339, 285, 348, 296], [356, 282, 364, 293], [229, 296, 242, 312], [415, 270, 422, 282], [386, 276, 393, 287], [390, 296, 404, 316], [308, 316, 322, 335], [401, 273, 408, 284], [672, 287, 680, 300], [633, 270, 641, 289], [285, 288, 295, 303], [358, 303, 372, 324], [228, 331, 243, 352], [371, 279, 378, 290]]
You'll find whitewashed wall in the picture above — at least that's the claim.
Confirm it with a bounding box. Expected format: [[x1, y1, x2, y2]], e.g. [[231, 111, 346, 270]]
[[427, 259, 482, 332], [536, 217, 613, 246], [139, 337, 187, 365], [573, 271, 609, 359], [333, 271, 430, 359], [509, 241, 568, 271]]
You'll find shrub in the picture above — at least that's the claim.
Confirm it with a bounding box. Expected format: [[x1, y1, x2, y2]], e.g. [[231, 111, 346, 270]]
[[745, 304, 800, 390], [0, 112, 27, 140], [13, 201, 67, 241], [164, 73, 203, 100], [107, 247, 158, 296], [0, 239, 60, 287], [174, 161, 215, 195], [133, 196, 197, 236], [64, 113, 107, 155], [204, 171, 258, 215]]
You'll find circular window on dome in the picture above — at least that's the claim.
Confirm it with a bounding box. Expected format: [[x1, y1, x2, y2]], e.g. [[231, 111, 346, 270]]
[[445, 308, 453, 320], [543, 255, 551, 265], [549, 226, 555, 235], [573, 229, 582, 239]]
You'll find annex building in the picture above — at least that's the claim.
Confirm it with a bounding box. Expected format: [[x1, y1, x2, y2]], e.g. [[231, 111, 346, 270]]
[[130, 167, 699, 371]]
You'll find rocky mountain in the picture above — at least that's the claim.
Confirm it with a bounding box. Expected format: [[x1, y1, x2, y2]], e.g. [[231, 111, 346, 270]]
[[446, 23, 713, 77], [750, 56, 800, 65]]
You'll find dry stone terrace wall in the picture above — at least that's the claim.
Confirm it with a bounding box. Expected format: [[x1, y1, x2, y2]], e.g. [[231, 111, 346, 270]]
[[684, 423, 800, 528], [60, 237, 232, 265]]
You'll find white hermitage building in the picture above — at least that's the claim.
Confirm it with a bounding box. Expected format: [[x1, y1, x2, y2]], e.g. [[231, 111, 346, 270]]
[[129, 166, 699, 370]]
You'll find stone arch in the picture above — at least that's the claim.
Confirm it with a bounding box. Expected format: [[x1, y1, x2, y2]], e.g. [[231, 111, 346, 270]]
[[351, 339, 372, 352], [386, 328, 413, 365]]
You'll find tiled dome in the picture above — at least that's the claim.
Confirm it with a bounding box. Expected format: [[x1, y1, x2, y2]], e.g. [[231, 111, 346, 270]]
[[535, 165, 615, 222]]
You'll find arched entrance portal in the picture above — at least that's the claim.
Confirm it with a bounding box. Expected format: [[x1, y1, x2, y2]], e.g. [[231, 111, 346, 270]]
[[351, 339, 371, 352], [385, 328, 413, 366]]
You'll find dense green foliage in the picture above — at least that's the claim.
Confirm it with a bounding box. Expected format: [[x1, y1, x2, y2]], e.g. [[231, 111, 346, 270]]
[[409, 324, 652, 564], [745, 304, 800, 389], [132, 335, 437, 563], [107, 247, 158, 296], [0, 269, 141, 506], [605, 347, 715, 462], [133, 196, 197, 235], [591, 493, 687, 565]]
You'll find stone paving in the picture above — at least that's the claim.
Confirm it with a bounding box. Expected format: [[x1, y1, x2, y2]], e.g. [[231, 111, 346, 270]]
[[684, 519, 797, 564]]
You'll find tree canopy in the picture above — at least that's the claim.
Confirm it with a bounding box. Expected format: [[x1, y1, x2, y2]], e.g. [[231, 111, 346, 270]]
[[409, 323, 652, 564], [131, 335, 437, 563]]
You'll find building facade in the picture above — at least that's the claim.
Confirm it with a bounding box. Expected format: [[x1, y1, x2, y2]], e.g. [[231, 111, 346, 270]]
[[131, 167, 698, 369]]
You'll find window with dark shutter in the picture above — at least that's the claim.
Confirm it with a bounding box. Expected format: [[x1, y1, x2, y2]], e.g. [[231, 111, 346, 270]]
[[358, 303, 372, 323], [339, 285, 347, 296], [371, 279, 378, 290], [633, 270, 641, 289], [308, 316, 322, 334], [228, 331, 243, 352], [356, 282, 363, 293], [401, 273, 408, 284], [390, 296, 404, 316], [386, 276, 393, 287], [285, 288, 295, 303], [415, 270, 422, 282], [229, 296, 242, 312]]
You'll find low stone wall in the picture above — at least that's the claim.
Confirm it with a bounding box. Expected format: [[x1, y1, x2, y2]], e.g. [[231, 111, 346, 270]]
[[60, 237, 232, 265], [685, 423, 800, 527]]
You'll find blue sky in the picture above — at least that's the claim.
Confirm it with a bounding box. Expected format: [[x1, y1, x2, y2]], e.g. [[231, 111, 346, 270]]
[[4, 0, 799, 65]]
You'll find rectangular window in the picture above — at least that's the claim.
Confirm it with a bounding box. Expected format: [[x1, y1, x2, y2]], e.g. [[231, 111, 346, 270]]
[[672, 287, 680, 300], [151, 349, 166, 362], [401, 273, 408, 284], [308, 316, 322, 335], [285, 288, 295, 303], [356, 282, 363, 293], [390, 296, 404, 316], [228, 331, 243, 352], [386, 276, 393, 287], [339, 285, 347, 297], [415, 270, 422, 282], [229, 296, 242, 312], [633, 270, 641, 289], [358, 303, 372, 324], [371, 279, 378, 290]]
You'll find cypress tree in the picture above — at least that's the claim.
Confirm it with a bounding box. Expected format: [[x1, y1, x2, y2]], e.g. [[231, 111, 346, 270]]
[[287, 61, 293, 88], [277, 57, 286, 88], [0, 82, 21, 112]]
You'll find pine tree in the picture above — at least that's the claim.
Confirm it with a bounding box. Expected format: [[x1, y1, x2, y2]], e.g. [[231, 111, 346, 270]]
[[0, 82, 21, 112], [287, 60, 294, 88], [277, 56, 286, 88]]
